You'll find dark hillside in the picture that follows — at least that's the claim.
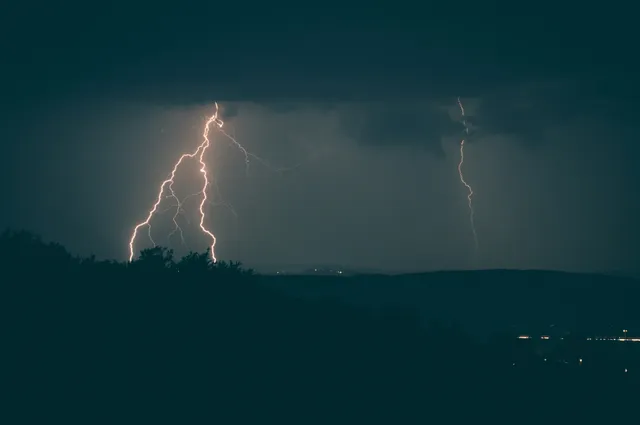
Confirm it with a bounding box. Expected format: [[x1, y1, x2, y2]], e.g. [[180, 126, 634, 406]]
[[261, 269, 640, 338], [0, 230, 637, 424]]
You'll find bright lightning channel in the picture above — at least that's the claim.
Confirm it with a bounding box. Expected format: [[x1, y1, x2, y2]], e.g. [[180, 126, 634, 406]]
[[127, 103, 329, 263], [457, 97, 478, 252], [128, 104, 225, 263], [128, 102, 286, 263]]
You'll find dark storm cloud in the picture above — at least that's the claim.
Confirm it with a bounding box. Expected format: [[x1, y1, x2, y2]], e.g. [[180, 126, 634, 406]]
[[468, 77, 638, 148], [4, 1, 635, 108], [219, 103, 239, 120], [249, 102, 337, 116], [339, 101, 464, 156], [0, 5, 561, 109]]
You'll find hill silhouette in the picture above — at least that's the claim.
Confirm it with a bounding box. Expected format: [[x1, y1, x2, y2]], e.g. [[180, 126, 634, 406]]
[[1, 229, 637, 424], [263, 268, 640, 339]]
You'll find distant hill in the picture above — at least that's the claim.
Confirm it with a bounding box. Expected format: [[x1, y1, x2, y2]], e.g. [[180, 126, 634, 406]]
[[259, 269, 640, 339], [255, 263, 390, 276]]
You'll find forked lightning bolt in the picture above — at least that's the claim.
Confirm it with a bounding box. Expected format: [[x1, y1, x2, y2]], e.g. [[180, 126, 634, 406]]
[[457, 97, 478, 251], [128, 104, 224, 262], [127, 102, 322, 263]]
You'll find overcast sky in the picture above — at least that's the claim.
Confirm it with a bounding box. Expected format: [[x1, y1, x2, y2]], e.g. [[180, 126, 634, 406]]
[[1, 3, 638, 273]]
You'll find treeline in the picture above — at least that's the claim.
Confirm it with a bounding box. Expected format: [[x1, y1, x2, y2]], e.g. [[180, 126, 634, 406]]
[[0, 229, 636, 424], [0, 229, 255, 278]]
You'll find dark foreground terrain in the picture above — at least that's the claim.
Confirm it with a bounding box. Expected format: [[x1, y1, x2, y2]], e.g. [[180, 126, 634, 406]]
[[1, 230, 638, 424]]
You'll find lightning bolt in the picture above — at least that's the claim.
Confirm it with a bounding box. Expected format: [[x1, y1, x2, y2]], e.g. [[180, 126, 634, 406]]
[[457, 97, 479, 252], [128, 103, 228, 263], [128, 103, 330, 263]]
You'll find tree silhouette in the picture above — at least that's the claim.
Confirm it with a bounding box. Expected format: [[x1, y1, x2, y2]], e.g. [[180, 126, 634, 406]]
[[130, 246, 176, 272], [0, 228, 76, 272], [213, 259, 255, 277], [176, 249, 213, 274], [0, 228, 254, 280]]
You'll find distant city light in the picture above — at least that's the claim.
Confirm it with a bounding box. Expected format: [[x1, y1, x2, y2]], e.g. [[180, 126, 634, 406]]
[[517, 335, 640, 342]]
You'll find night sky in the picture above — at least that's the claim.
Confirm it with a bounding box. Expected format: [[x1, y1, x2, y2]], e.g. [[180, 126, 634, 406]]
[[1, 4, 637, 274]]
